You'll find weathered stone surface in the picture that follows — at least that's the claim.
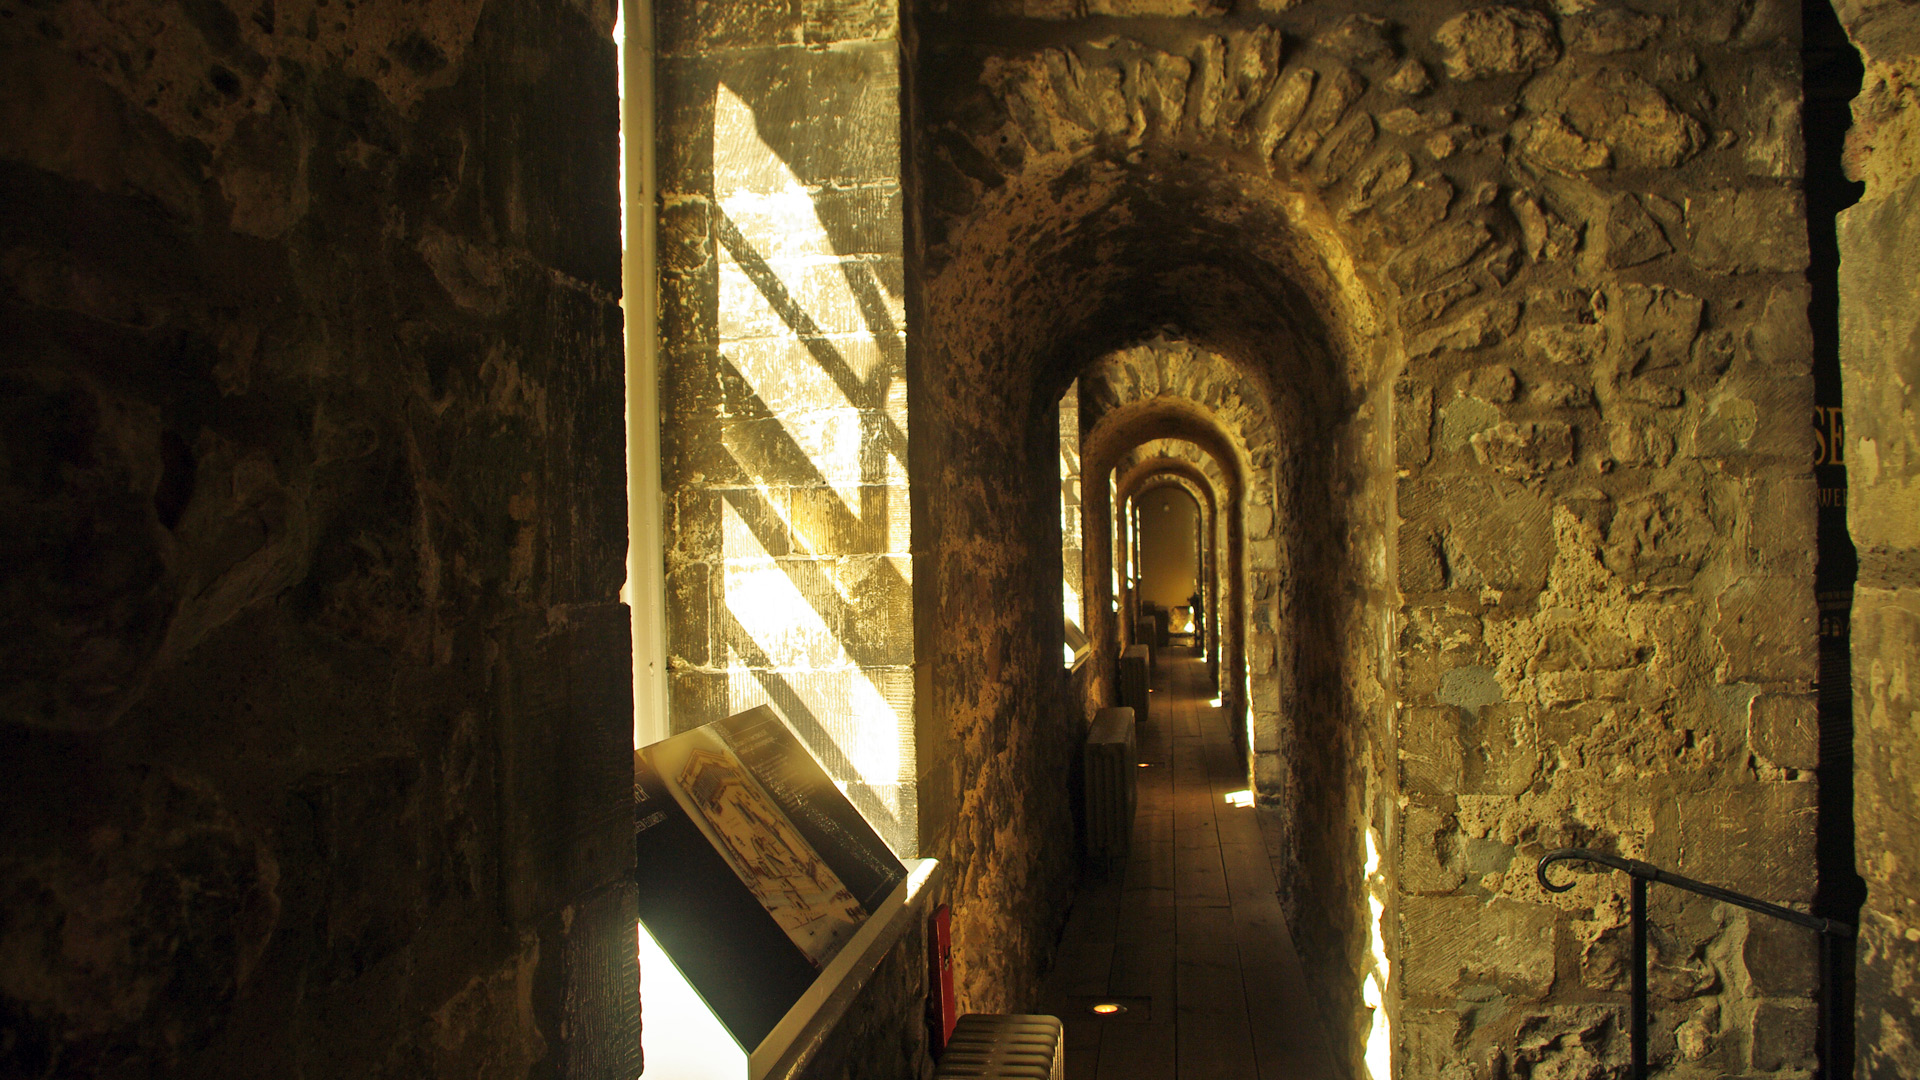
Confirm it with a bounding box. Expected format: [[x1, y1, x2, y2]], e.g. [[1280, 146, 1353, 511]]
[[1713, 579, 1817, 685], [1611, 283, 1703, 372], [1389, 220, 1493, 288], [1603, 488, 1713, 585], [1472, 420, 1575, 478], [1252, 66, 1317, 160], [1401, 706, 1466, 794], [1688, 188, 1812, 273], [1519, 111, 1615, 173], [1280, 66, 1365, 168], [1525, 322, 1607, 368], [1435, 7, 1561, 81], [1566, 10, 1664, 54], [1603, 193, 1673, 267], [1317, 15, 1397, 63], [1375, 175, 1457, 243], [1467, 365, 1518, 403], [1402, 896, 1556, 1001], [1840, 176, 1920, 555], [1510, 191, 1583, 261], [1749, 692, 1817, 769], [1402, 804, 1468, 893], [1750, 1001, 1817, 1072], [1743, 911, 1816, 997], [1563, 68, 1705, 169], [1386, 58, 1433, 96]]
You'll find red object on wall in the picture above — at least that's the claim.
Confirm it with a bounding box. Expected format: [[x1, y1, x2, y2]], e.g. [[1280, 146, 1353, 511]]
[[928, 904, 956, 1053]]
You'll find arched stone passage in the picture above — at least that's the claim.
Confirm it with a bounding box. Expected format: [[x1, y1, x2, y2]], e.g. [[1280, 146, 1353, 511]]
[[1081, 340, 1298, 802], [910, 163, 1384, 1038], [1087, 404, 1251, 757], [912, 12, 1824, 1073], [1130, 476, 1212, 641], [1115, 456, 1221, 683]]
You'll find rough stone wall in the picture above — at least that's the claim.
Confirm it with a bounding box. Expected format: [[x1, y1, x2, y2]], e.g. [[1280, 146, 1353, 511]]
[[0, 2, 638, 1077], [1833, 2, 1920, 1075], [653, 0, 918, 857], [913, 2, 1818, 1075]]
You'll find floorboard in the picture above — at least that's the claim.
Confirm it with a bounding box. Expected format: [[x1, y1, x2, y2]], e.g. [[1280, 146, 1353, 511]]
[[1035, 646, 1343, 1080]]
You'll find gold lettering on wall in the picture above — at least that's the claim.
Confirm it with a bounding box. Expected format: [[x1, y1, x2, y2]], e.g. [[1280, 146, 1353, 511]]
[[1812, 405, 1846, 466]]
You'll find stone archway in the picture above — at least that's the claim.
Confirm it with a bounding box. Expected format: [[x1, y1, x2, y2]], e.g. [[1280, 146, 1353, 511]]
[[913, 9, 1822, 1071], [1117, 455, 1222, 684]]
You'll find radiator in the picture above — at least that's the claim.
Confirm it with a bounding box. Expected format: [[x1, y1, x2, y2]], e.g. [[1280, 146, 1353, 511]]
[[1120, 644, 1150, 723], [934, 1014, 1065, 1080], [1084, 706, 1137, 869]]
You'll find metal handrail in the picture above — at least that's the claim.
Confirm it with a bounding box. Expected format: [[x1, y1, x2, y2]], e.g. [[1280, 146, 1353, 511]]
[[1536, 847, 1855, 1080]]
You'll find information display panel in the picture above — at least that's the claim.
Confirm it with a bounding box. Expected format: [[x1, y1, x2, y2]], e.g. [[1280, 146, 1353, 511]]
[[634, 706, 907, 1052]]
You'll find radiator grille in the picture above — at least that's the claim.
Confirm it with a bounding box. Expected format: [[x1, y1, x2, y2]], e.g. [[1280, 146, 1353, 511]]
[[934, 1014, 1065, 1080]]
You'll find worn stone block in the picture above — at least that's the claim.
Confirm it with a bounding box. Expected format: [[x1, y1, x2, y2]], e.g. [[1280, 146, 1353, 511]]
[[1402, 896, 1557, 1001], [1743, 912, 1816, 997], [1434, 7, 1560, 80], [1688, 188, 1811, 274], [1400, 705, 1466, 796], [1746, 281, 1813, 371], [1691, 376, 1815, 466], [657, 0, 800, 55], [1470, 420, 1575, 478], [1749, 1001, 1815, 1072], [1853, 591, 1920, 924], [1713, 577, 1817, 685], [1671, 784, 1815, 903], [1399, 1009, 1465, 1078], [1858, 908, 1920, 1080], [1401, 803, 1467, 893], [1839, 177, 1920, 556], [803, 0, 895, 45], [1749, 692, 1817, 769], [1742, 475, 1817, 577], [1389, 219, 1493, 288]]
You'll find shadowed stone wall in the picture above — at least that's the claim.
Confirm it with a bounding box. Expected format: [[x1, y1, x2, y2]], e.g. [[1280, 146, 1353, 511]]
[[913, 2, 1821, 1075], [0, 1, 637, 1077], [1833, 2, 1920, 1076]]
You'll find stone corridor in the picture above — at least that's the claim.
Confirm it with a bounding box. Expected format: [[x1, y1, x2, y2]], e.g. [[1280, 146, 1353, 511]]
[[1041, 648, 1340, 1080], [4, 0, 1920, 1078]]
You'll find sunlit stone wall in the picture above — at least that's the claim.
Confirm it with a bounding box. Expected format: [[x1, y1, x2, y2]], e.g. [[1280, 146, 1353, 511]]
[[656, 0, 916, 858]]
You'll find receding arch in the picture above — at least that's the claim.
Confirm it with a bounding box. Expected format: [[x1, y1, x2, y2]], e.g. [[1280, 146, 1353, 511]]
[[1115, 456, 1222, 684], [912, 135, 1389, 1053]]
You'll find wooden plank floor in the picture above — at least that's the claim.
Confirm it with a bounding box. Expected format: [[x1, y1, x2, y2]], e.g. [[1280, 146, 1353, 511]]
[[1040, 647, 1340, 1080]]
